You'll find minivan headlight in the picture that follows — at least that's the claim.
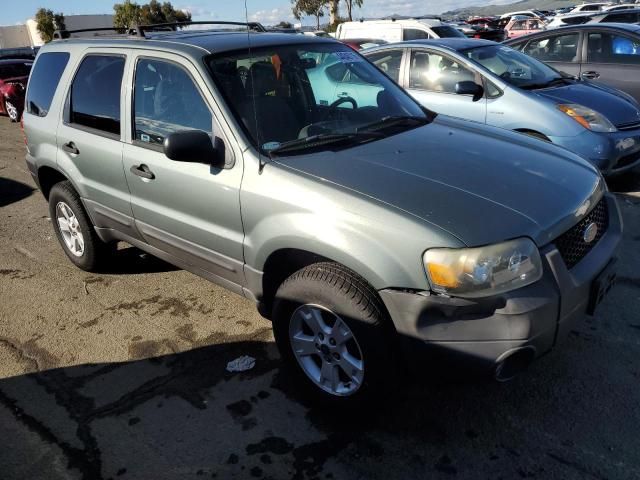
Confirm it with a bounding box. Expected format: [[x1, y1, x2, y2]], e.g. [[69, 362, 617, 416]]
[[424, 238, 543, 298], [558, 104, 616, 133]]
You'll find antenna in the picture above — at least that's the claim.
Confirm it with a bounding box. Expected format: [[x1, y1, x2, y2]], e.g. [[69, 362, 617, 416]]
[[244, 0, 266, 173]]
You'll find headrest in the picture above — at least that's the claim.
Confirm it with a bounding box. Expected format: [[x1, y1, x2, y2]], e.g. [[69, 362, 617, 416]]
[[245, 62, 278, 97]]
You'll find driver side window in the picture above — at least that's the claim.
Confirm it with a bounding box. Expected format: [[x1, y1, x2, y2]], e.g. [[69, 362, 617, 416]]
[[133, 58, 212, 146], [409, 50, 476, 93]]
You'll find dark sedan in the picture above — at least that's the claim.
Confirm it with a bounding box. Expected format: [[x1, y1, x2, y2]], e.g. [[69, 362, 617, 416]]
[[0, 59, 32, 122], [504, 23, 640, 102]]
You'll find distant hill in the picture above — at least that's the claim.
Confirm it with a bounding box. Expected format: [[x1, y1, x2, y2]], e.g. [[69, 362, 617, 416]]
[[443, 0, 577, 18]]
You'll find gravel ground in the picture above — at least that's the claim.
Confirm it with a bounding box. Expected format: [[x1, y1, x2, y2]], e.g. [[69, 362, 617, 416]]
[[1, 116, 640, 480]]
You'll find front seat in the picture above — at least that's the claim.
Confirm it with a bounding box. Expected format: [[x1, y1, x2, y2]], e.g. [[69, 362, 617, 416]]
[[239, 62, 299, 146]]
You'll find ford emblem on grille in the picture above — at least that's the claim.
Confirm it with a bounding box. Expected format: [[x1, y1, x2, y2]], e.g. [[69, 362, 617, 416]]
[[583, 222, 599, 244]]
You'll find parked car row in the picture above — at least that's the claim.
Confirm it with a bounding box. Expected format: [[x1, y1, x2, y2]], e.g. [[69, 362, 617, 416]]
[[23, 23, 622, 403]]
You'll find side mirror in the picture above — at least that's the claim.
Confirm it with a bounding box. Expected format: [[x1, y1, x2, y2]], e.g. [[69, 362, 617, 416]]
[[455, 81, 484, 102], [163, 130, 224, 167]]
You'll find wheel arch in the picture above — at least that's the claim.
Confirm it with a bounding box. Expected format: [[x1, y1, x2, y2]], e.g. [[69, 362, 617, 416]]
[[37, 166, 70, 200]]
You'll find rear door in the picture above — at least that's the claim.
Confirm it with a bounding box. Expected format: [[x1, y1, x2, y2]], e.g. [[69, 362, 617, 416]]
[[56, 50, 139, 239], [519, 30, 583, 77], [122, 52, 245, 290], [404, 48, 487, 124], [581, 29, 640, 102]]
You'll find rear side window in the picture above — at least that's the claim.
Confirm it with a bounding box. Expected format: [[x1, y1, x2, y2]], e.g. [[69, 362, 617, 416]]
[[69, 55, 125, 135], [403, 29, 429, 41], [25, 52, 69, 117], [588, 32, 640, 64]]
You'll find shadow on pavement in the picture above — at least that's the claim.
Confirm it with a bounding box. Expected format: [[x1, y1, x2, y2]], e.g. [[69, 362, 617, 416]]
[[0, 177, 34, 207], [100, 246, 180, 275]]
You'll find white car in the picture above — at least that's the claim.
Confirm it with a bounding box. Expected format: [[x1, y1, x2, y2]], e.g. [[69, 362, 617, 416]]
[[570, 3, 611, 13], [500, 10, 546, 19], [602, 3, 638, 11], [336, 18, 465, 43], [545, 12, 595, 29]]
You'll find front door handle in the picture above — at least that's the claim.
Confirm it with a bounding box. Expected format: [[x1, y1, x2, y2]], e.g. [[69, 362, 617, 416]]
[[581, 71, 600, 80], [62, 142, 79, 155], [130, 164, 155, 180]]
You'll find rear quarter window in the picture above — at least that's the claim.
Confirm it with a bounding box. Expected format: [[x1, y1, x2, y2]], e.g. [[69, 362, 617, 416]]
[[26, 52, 70, 117]]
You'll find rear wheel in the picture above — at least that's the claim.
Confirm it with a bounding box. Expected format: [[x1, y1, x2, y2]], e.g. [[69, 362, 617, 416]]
[[272, 262, 396, 405], [49, 181, 111, 271]]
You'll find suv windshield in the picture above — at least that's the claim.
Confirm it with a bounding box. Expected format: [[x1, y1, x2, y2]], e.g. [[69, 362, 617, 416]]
[[462, 44, 565, 89], [208, 43, 429, 155]]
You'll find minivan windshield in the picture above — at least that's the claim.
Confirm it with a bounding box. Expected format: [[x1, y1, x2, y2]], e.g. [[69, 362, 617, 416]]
[[208, 43, 429, 156], [462, 44, 566, 90]]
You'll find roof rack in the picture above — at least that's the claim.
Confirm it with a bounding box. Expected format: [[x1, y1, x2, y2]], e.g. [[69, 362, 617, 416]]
[[53, 21, 266, 40]]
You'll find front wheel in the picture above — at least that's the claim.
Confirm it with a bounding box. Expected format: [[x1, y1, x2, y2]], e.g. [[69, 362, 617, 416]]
[[5, 99, 20, 122], [272, 262, 396, 404]]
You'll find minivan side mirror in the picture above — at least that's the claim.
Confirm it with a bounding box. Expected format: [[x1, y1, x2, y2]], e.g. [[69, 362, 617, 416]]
[[455, 81, 484, 102], [163, 130, 224, 167]]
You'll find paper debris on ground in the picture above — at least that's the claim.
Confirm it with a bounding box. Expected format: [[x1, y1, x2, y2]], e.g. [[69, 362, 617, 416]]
[[226, 355, 256, 373]]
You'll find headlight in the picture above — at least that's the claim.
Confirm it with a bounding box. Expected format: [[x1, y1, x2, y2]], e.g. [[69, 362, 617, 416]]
[[558, 103, 616, 133], [423, 238, 543, 298]]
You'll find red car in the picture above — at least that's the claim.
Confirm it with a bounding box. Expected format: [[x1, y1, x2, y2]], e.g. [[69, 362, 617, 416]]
[[0, 59, 32, 122]]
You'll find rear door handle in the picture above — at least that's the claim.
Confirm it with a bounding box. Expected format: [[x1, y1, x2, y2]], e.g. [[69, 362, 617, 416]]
[[130, 164, 155, 180], [62, 142, 79, 155], [581, 71, 600, 80]]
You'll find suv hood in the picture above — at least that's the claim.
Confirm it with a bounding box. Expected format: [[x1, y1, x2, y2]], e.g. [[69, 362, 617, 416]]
[[274, 116, 603, 247], [535, 81, 640, 127]]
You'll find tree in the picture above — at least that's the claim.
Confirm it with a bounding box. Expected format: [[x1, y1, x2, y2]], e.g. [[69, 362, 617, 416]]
[[292, 0, 327, 30], [344, 0, 363, 21], [276, 21, 294, 29], [140, 1, 191, 25], [329, 0, 339, 26], [113, 0, 141, 29], [113, 0, 191, 30], [35, 8, 65, 43]]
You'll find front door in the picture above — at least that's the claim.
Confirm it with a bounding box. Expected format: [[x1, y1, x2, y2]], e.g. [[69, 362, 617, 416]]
[[122, 54, 245, 289], [405, 49, 487, 124]]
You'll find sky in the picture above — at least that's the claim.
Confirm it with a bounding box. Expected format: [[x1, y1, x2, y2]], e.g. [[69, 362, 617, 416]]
[[1, 0, 513, 26]]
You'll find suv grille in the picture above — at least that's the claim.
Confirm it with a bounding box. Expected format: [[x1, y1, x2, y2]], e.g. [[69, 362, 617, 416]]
[[554, 198, 608, 269]]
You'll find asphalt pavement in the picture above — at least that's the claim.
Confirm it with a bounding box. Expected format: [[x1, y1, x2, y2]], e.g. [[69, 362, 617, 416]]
[[1, 116, 640, 480]]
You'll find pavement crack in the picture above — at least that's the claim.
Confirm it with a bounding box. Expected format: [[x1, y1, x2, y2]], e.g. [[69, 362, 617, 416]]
[[0, 387, 104, 480]]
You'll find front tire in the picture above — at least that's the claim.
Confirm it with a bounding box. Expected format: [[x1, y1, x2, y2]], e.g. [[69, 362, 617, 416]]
[[49, 181, 111, 272], [272, 262, 396, 404]]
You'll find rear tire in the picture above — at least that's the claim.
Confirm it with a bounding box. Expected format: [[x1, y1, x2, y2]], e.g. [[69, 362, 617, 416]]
[[272, 262, 397, 405], [48, 181, 111, 272]]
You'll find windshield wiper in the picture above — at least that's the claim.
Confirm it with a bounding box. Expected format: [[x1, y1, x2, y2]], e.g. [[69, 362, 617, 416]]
[[357, 115, 430, 133], [267, 131, 383, 157], [522, 77, 569, 90]]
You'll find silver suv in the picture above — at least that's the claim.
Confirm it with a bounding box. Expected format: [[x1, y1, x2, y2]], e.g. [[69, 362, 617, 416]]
[[23, 23, 621, 404]]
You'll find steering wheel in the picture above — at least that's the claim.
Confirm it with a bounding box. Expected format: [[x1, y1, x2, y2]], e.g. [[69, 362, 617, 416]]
[[321, 96, 358, 121], [499, 71, 512, 80]]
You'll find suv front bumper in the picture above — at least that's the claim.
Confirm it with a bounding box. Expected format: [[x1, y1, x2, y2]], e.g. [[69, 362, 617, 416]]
[[379, 193, 623, 379]]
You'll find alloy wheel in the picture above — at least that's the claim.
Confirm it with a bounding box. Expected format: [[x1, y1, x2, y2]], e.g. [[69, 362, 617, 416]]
[[289, 304, 365, 396]]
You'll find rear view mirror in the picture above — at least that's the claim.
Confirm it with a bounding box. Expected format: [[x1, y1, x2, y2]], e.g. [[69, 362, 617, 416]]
[[163, 130, 224, 167], [455, 81, 484, 102]]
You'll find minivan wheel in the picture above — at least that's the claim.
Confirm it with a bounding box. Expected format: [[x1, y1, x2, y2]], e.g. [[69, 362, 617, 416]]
[[49, 181, 110, 271], [5, 100, 19, 122], [272, 262, 396, 404]]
